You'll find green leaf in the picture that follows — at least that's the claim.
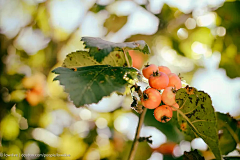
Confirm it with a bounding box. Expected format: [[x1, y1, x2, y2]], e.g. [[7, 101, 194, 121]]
[[175, 86, 222, 160], [122, 141, 152, 160], [104, 14, 128, 34], [62, 50, 130, 68], [217, 112, 239, 155], [52, 65, 140, 107], [81, 37, 150, 62]]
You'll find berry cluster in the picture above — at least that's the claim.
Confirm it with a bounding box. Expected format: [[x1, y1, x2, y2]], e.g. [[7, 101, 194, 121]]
[[141, 64, 182, 123]]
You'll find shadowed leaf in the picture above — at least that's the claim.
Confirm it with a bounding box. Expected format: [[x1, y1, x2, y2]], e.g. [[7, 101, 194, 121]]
[[175, 86, 222, 160], [183, 150, 204, 160], [52, 65, 140, 107], [217, 112, 239, 155]]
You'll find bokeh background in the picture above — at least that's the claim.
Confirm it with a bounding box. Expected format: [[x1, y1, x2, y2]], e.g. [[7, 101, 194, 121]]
[[1, 0, 240, 159]]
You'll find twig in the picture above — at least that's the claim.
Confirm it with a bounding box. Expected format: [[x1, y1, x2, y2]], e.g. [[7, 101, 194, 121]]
[[123, 49, 131, 67], [128, 107, 147, 160]]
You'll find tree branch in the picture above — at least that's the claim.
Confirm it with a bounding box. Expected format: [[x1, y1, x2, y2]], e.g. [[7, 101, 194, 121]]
[[128, 107, 147, 160]]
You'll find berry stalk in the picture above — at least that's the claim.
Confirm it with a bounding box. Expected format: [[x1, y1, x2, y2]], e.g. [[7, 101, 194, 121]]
[[128, 107, 147, 160]]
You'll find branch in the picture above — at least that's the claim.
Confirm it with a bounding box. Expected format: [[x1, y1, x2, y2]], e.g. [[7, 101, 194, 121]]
[[123, 49, 131, 67], [128, 107, 147, 160]]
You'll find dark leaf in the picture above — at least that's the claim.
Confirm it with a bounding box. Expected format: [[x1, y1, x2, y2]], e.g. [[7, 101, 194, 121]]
[[175, 86, 222, 160], [52, 65, 140, 107], [183, 150, 204, 160], [217, 112, 239, 155]]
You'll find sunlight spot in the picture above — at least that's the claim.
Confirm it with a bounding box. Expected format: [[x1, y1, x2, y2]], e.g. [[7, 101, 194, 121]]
[[185, 18, 196, 30], [173, 140, 191, 157], [96, 117, 108, 129], [86, 150, 100, 160], [191, 41, 208, 55], [96, 134, 110, 147], [216, 26, 226, 37], [177, 28, 188, 40], [23, 141, 40, 156], [114, 116, 129, 132], [70, 121, 89, 134], [79, 108, 92, 120], [173, 145, 182, 157], [148, 151, 163, 160], [141, 126, 167, 148], [32, 128, 59, 147], [161, 47, 177, 63], [191, 138, 208, 151], [196, 12, 216, 27]]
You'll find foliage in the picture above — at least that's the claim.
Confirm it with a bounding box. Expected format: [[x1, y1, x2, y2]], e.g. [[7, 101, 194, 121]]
[[52, 65, 140, 106], [175, 86, 221, 159], [1, 1, 240, 160]]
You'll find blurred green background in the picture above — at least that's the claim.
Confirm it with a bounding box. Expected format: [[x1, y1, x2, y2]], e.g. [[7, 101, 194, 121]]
[[0, 0, 240, 159]]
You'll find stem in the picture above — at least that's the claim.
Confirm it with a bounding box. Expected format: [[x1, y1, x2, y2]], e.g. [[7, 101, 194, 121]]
[[128, 107, 147, 160], [123, 49, 131, 67]]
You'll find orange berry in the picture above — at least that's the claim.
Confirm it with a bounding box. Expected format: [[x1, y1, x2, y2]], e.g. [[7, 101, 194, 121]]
[[162, 86, 177, 106], [158, 66, 171, 75], [141, 88, 161, 109], [154, 142, 177, 155], [149, 71, 169, 90], [128, 50, 145, 69], [142, 64, 159, 79], [154, 105, 173, 123], [167, 73, 182, 90], [26, 91, 42, 106], [171, 103, 179, 111]]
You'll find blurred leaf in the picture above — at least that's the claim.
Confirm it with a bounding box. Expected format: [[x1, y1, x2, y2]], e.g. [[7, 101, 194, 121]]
[[36, 4, 51, 36], [219, 53, 240, 78], [122, 141, 152, 160], [58, 134, 87, 159], [0, 115, 19, 140], [52, 65, 140, 107], [175, 86, 222, 160], [180, 28, 214, 58], [62, 50, 129, 68], [89, 4, 106, 13], [217, 2, 240, 29], [10, 90, 25, 102], [217, 112, 239, 155], [104, 14, 127, 33], [81, 37, 150, 63], [215, 2, 240, 78], [183, 149, 204, 160], [6, 144, 21, 160], [157, 4, 175, 29]]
